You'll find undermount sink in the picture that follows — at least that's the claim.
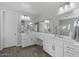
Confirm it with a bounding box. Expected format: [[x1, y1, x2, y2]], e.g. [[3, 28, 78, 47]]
[[56, 35, 63, 38]]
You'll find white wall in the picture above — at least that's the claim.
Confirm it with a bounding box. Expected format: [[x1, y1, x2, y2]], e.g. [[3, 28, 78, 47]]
[[38, 3, 79, 34]]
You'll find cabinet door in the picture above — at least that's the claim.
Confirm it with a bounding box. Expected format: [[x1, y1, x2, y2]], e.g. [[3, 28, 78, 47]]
[[22, 32, 35, 47], [43, 40, 49, 53], [48, 39, 55, 56], [64, 41, 79, 57], [22, 34, 31, 47], [43, 38, 54, 57], [54, 38, 63, 57]]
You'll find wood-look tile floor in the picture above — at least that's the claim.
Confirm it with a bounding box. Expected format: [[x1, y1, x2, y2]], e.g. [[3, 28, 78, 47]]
[[0, 45, 50, 57]]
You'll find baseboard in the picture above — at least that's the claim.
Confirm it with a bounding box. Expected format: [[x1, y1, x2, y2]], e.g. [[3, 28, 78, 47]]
[[0, 44, 42, 50], [22, 44, 37, 48], [22, 44, 43, 49]]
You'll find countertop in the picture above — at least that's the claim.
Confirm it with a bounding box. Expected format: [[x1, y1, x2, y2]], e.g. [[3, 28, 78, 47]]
[[20, 31, 79, 44]]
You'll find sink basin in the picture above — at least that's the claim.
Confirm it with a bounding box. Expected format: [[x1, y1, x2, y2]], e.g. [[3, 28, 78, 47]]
[[56, 35, 63, 38]]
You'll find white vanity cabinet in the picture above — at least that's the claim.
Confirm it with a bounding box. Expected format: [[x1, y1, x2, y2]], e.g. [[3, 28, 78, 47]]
[[64, 40, 79, 57], [43, 39, 49, 54], [43, 35, 55, 57], [43, 34, 64, 57], [43, 36, 64, 57], [54, 37, 64, 57], [48, 38, 55, 56], [22, 31, 36, 47]]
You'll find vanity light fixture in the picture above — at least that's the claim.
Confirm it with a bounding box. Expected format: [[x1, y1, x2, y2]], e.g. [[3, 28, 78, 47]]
[[21, 15, 30, 21], [59, 2, 74, 13], [70, 2, 74, 8], [24, 16, 30, 21], [64, 4, 69, 9]]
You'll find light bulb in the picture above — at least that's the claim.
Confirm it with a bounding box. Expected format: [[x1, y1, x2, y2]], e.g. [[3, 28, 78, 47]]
[[59, 7, 63, 11], [24, 16, 30, 21], [21, 15, 25, 19], [74, 21, 77, 27], [64, 4, 68, 9], [70, 2, 74, 8]]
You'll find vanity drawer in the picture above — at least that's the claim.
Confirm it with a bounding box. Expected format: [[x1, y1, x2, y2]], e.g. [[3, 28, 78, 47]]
[[64, 42, 79, 53], [64, 51, 75, 57], [64, 49, 79, 57]]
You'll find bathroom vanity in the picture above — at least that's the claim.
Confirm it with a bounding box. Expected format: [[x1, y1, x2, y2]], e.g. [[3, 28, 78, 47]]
[[63, 36, 79, 57], [20, 30, 79, 57], [21, 31, 36, 47], [20, 15, 79, 57]]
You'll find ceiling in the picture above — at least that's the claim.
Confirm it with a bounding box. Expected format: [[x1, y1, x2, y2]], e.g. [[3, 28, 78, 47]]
[[0, 2, 64, 16]]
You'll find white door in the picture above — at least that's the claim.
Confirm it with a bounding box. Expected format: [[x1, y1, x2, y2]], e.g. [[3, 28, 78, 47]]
[[3, 11, 18, 48]]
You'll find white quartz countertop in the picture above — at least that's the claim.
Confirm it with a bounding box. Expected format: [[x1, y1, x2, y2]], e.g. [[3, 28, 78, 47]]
[[34, 32, 55, 40], [20, 31, 79, 44]]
